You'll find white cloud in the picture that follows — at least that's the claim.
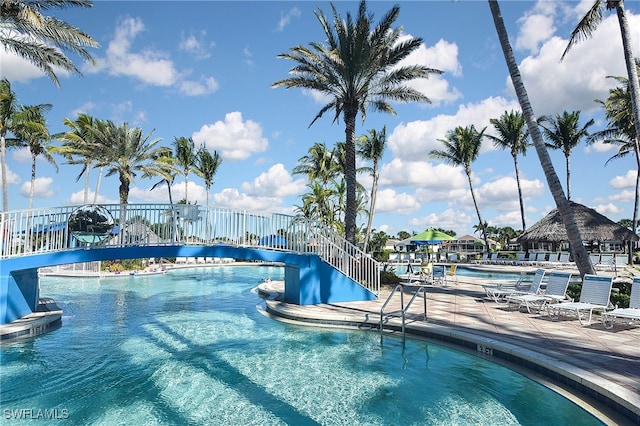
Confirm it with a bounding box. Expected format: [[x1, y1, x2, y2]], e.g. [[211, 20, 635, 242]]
[[399, 37, 463, 105], [374, 189, 421, 215], [12, 148, 31, 163], [277, 7, 301, 32], [609, 169, 637, 189], [0, 167, 20, 186], [68, 190, 116, 205], [387, 96, 520, 162], [512, 11, 639, 116], [595, 202, 624, 217], [0, 46, 46, 83], [212, 188, 282, 211], [407, 208, 475, 235], [20, 177, 55, 199], [178, 76, 219, 96], [87, 16, 217, 96], [515, 2, 558, 53], [240, 163, 305, 197], [179, 30, 214, 59], [192, 112, 268, 161]]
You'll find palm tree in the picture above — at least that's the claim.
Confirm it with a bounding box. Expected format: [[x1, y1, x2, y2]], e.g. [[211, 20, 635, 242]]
[[538, 111, 595, 201], [89, 120, 170, 231], [0, 78, 18, 211], [488, 0, 594, 276], [145, 150, 180, 242], [561, 0, 640, 162], [194, 146, 222, 210], [55, 113, 97, 203], [292, 142, 340, 186], [0, 0, 99, 87], [11, 103, 56, 209], [487, 110, 529, 231], [272, 0, 442, 245], [194, 146, 222, 241], [173, 136, 197, 205], [357, 126, 386, 253], [430, 125, 490, 250]]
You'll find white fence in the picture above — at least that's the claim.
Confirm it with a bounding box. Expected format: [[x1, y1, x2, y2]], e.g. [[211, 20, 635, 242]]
[[0, 204, 379, 295]]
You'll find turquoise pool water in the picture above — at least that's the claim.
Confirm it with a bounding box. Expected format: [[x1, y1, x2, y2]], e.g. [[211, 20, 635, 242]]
[[0, 266, 602, 425]]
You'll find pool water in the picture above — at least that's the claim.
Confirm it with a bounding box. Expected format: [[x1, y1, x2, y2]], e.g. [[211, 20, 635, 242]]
[[0, 266, 602, 425]]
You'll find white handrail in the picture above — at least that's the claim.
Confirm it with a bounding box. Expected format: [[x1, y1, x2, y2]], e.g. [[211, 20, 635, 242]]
[[0, 204, 380, 295]]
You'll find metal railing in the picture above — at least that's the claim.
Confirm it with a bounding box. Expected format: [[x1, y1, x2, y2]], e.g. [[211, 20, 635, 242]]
[[0, 204, 380, 295]]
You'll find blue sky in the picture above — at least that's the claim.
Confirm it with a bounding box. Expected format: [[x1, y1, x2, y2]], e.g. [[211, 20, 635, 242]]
[[1, 0, 639, 239]]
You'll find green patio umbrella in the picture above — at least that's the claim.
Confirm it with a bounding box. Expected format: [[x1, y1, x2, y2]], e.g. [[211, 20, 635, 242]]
[[409, 228, 456, 245]]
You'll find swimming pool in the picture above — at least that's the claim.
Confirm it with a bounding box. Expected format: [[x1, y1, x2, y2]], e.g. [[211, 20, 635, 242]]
[[0, 266, 602, 425]]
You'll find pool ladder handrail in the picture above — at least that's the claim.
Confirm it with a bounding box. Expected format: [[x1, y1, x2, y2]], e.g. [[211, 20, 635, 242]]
[[380, 284, 428, 339]]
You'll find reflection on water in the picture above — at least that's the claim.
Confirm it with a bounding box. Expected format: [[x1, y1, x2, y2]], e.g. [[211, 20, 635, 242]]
[[0, 266, 601, 425]]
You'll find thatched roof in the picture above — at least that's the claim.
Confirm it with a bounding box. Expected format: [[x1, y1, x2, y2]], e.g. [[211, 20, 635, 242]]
[[517, 202, 639, 243]]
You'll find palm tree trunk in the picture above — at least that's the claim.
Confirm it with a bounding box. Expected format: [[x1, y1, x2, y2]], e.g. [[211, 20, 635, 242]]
[[565, 154, 571, 201], [489, 0, 594, 276], [344, 108, 358, 245], [362, 164, 379, 253], [513, 154, 526, 231], [1, 134, 8, 211], [83, 165, 90, 204], [467, 169, 490, 249], [28, 155, 36, 210], [93, 167, 103, 204], [615, 2, 640, 152]]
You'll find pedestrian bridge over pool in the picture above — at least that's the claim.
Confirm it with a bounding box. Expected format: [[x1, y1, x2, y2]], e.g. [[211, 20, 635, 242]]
[[0, 204, 379, 325]]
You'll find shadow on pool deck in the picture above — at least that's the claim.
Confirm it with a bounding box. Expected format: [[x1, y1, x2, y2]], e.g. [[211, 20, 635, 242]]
[[259, 273, 640, 426]]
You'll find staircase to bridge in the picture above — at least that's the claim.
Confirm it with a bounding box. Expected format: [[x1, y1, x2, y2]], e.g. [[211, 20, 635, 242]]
[[0, 204, 380, 325]]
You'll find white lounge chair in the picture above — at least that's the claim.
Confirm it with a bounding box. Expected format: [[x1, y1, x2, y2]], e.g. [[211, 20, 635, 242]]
[[595, 253, 614, 271], [507, 271, 572, 313], [547, 274, 614, 325], [602, 277, 640, 329], [484, 269, 545, 304]]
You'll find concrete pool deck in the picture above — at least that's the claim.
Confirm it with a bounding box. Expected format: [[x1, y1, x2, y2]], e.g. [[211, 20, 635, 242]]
[[259, 266, 640, 426]]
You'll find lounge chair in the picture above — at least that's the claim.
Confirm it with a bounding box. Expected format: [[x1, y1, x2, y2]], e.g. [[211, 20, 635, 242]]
[[602, 277, 640, 329], [556, 252, 572, 268], [547, 274, 614, 325], [484, 269, 545, 304], [507, 271, 572, 313], [595, 253, 614, 271]]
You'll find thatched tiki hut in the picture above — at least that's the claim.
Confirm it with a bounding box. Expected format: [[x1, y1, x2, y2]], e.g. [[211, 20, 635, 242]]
[[517, 202, 639, 254]]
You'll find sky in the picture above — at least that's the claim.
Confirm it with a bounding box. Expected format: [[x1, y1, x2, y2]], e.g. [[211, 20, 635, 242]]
[[1, 0, 639, 239]]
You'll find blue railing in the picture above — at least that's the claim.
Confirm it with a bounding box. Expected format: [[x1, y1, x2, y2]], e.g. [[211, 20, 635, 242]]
[[0, 204, 379, 295]]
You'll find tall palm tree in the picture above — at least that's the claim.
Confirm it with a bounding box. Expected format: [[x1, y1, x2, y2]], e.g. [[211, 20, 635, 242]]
[[55, 113, 97, 203], [0, 78, 19, 211], [430, 125, 490, 250], [11, 103, 56, 209], [145, 150, 180, 242], [357, 126, 386, 252], [561, 0, 640, 162], [173, 136, 197, 205], [90, 120, 170, 205], [194, 146, 222, 210], [194, 146, 222, 241], [89, 120, 170, 230], [273, 0, 442, 245], [538, 111, 595, 201], [486, 110, 529, 231], [592, 71, 639, 261], [488, 0, 594, 276], [0, 0, 99, 87]]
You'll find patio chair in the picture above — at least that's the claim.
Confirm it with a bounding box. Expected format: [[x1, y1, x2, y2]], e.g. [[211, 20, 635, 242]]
[[507, 271, 572, 313], [547, 274, 614, 325], [431, 264, 447, 287], [484, 269, 545, 304], [602, 277, 640, 329], [595, 253, 614, 271]]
